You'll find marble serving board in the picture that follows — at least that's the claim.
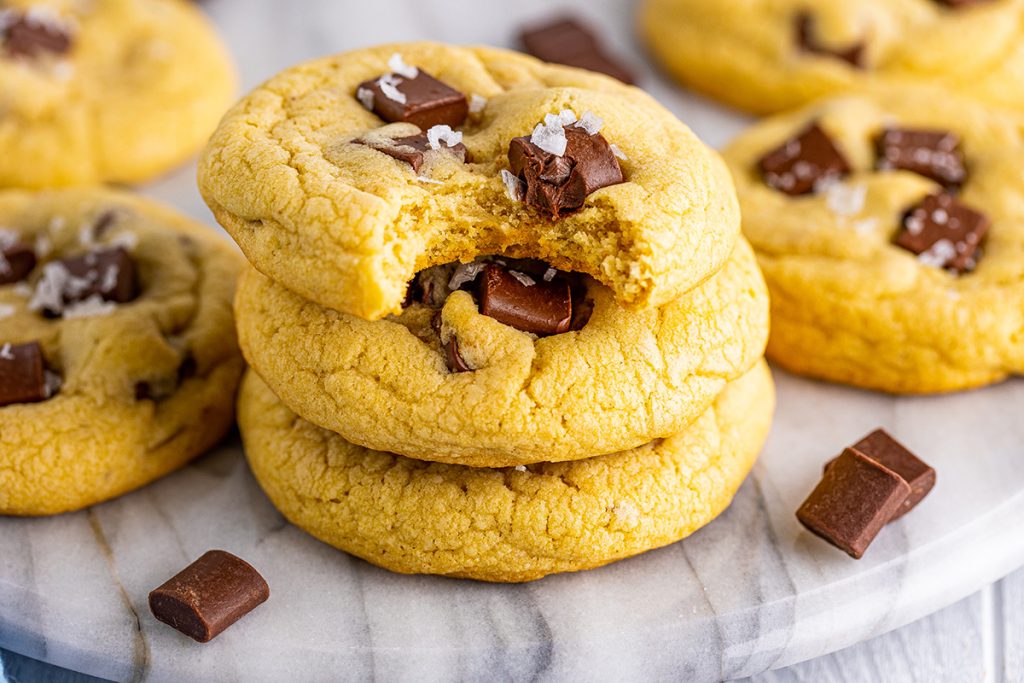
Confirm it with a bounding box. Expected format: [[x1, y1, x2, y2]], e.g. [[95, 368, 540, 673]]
[[3, 0, 1024, 681]]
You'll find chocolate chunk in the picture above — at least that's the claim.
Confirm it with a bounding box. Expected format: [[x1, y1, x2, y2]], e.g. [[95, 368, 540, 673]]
[[1, 12, 72, 58], [356, 131, 467, 174], [35, 246, 138, 316], [848, 429, 936, 520], [149, 550, 269, 643], [508, 124, 623, 218], [758, 123, 851, 196], [0, 341, 48, 408], [797, 448, 911, 559], [356, 69, 468, 130], [479, 264, 572, 336], [0, 242, 36, 285], [936, 0, 994, 7], [895, 192, 989, 274], [520, 17, 636, 84], [876, 128, 966, 188], [795, 13, 865, 68], [444, 337, 472, 373]]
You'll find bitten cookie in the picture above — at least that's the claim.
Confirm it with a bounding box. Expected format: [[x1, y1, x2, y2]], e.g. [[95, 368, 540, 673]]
[[0, 0, 236, 188], [239, 362, 775, 583], [639, 0, 1024, 115], [234, 238, 769, 467], [723, 90, 1024, 393], [199, 42, 740, 320], [0, 189, 244, 515]]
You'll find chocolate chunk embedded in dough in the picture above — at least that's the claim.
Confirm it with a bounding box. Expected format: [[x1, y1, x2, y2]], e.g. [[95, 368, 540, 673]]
[[876, 128, 966, 188], [356, 69, 468, 130], [0, 341, 49, 407], [478, 264, 572, 336], [758, 122, 851, 196], [895, 192, 990, 274]]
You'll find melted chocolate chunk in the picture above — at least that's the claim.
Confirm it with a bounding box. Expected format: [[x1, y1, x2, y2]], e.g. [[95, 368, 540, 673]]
[[508, 125, 624, 218], [0, 242, 36, 285], [519, 16, 636, 84], [356, 131, 467, 174], [795, 13, 865, 67], [356, 69, 468, 130], [797, 448, 911, 559], [0, 341, 48, 407], [758, 123, 851, 196], [876, 128, 966, 188], [1, 12, 72, 58], [149, 550, 269, 643], [895, 192, 989, 274], [444, 337, 472, 373], [478, 264, 572, 336]]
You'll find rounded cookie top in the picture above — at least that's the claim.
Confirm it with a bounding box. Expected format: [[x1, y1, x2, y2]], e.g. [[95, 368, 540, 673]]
[[199, 42, 740, 320], [640, 0, 1024, 115], [724, 90, 1024, 392], [0, 0, 236, 188], [235, 238, 769, 467], [0, 188, 244, 515], [240, 362, 774, 583]]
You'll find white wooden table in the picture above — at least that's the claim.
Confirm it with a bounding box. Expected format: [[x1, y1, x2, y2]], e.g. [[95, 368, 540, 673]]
[[3, 0, 1022, 681]]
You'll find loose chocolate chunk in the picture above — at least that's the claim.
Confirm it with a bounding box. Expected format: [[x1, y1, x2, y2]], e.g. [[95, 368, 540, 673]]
[[508, 125, 623, 218], [478, 264, 572, 336], [876, 128, 966, 188], [895, 192, 989, 274], [0, 242, 36, 285], [1, 12, 72, 58], [935, 0, 995, 7], [0, 341, 48, 408], [795, 13, 865, 68], [758, 123, 851, 196], [519, 17, 636, 84], [356, 68, 468, 130], [444, 337, 472, 373], [356, 132, 467, 174], [849, 429, 936, 520], [149, 550, 269, 643], [797, 448, 911, 559]]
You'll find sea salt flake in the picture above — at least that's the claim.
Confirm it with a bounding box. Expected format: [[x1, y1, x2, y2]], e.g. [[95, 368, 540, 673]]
[[0, 229, 17, 250], [917, 239, 956, 268], [610, 144, 628, 161], [449, 262, 486, 290], [851, 218, 878, 235], [387, 53, 418, 79], [108, 231, 138, 251], [469, 94, 487, 114], [44, 370, 62, 398], [0, 304, 14, 320], [0, 343, 13, 360], [34, 233, 52, 257], [530, 122, 567, 156], [514, 465, 527, 472], [500, 169, 524, 202], [426, 124, 462, 150], [377, 74, 406, 104], [509, 270, 536, 287], [62, 294, 115, 319], [416, 175, 443, 185], [543, 268, 557, 282], [825, 182, 866, 217], [574, 110, 603, 135], [356, 87, 375, 110]]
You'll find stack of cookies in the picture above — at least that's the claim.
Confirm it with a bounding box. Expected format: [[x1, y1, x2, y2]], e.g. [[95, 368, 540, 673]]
[[199, 43, 773, 581]]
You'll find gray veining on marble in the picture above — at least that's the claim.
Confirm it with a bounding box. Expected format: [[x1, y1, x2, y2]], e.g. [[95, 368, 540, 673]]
[[4, 0, 1024, 681]]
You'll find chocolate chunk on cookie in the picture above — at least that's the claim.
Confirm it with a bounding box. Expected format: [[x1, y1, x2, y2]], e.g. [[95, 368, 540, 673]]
[[356, 126, 467, 174], [356, 55, 468, 130], [0, 239, 36, 285], [508, 111, 624, 218], [759, 123, 851, 196], [1, 11, 73, 59], [0, 341, 50, 407], [30, 246, 138, 317], [935, 0, 995, 7], [444, 337, 472, 373], [149, 550, 269, 643], [797, 448, 911, 559], [876, 128, 966, 188], [519, 16, 636, 84], [896, 192, 989, 274], [795, 13, 865, 67], [478, 264, 572, 336]]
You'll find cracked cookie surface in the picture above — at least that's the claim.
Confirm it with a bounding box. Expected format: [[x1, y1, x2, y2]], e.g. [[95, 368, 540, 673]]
[[239, 362, 774, 582], [234, 238, 769, 467], [0, 0, 236, 188], [724, 92, 1024, 393], [640, 0, 1024, 115], [0, 188, 244, 515], [198, 42, 740, 320]]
